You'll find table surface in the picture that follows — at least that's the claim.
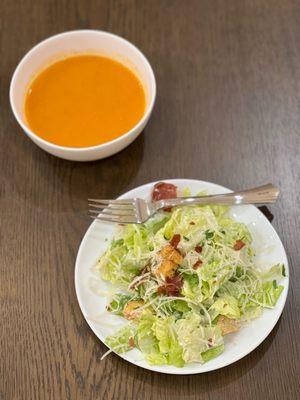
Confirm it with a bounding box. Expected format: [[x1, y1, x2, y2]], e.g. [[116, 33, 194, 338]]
[[1, 1, 299, 399]]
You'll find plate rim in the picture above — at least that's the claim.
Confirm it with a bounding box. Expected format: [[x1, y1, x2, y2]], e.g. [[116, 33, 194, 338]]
[[75, 179, 289, 375]]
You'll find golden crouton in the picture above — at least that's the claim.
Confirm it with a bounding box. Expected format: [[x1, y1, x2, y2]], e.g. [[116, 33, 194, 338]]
[[123, 300, 144, 320], [159, 244, 183, 265], [154, 260, 178, 279], [217, 315, 241, 336]]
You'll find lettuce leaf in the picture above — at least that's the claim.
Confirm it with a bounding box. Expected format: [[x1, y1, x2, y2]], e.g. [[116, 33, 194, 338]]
[[105, 325, 135, 354], [218, 218, 252, 247], [136, 312, 159, 355], [162, 206, 215, 240], [98, 224, 151, 284], [251, 281, 284, 308], [175, 313, 224, 363], [146, 353, 168, 365], [209, 295, 241, 320], [153, 317, 184, 367], [107, 293, 133, 315], [182, 273, 201, 300], [136, 313, 185, 367], [260, 263, 286, 281], [201, 344, 224, 362]]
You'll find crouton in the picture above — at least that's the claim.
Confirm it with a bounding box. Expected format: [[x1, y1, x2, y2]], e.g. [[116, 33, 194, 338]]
[[123, 300, 144, 320], [159, 244, 183, 265], [154, 259, 178, 279], [217, 315, 241, 336]]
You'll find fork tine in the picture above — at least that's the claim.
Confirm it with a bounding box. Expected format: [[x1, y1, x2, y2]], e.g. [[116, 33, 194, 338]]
[[88, 203, 134, 211], [89, 209, 136, 217], [90, 215, 138, 224], [88, 198, 134, 205]]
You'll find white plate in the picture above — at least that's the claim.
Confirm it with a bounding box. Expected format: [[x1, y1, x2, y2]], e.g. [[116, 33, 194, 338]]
[[75, 179, 289, 374]]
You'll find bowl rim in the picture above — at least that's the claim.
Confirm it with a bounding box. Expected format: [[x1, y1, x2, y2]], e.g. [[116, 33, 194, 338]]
[[9, 29, 156, 153]]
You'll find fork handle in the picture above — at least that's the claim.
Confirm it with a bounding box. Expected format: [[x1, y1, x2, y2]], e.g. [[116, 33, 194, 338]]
[[155, 184, 279, 208]]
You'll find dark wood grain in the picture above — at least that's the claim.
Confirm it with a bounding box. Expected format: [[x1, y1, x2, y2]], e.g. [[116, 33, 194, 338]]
[[1, 1, 299, 399]]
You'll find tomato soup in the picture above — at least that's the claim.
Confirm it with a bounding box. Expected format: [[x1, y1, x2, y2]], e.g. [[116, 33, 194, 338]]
[[24, 55, 146, 147]]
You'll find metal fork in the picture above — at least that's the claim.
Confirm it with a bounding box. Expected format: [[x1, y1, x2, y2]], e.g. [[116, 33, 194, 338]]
[[88, 183, 279, 224]]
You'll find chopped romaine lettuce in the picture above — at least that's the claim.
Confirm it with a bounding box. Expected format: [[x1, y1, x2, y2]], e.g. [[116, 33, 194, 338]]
[[107, 293, 133, 315], [153, 317, 184, 367], [97, 188, 286, 367], [201, 344, 225, 362], [175, 313, 224, 363], [105, 325, 136, 354], [209, 294, 241, 320]]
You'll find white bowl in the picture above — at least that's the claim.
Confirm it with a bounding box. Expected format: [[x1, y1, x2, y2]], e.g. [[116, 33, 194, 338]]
[[9, 30, 156, 161]]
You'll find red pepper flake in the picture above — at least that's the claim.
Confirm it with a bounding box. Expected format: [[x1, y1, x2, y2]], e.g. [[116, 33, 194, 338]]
[[170, 234, 181, 249], [193, 260, 203, 270], [233, 240, 245, 251], [208, 338, 213, 348], [128, 337, 135, 348], [190, 221, 195, 225], [195, 245, 202, 254]]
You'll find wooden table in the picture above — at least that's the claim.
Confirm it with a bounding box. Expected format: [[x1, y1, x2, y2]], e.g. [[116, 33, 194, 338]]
[[1, 1, 299, 399]]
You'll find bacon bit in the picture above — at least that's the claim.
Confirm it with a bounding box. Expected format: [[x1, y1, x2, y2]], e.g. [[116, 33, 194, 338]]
[[128, 337, 135, 348], [193, 260, 203, 270], [170, 234, 181, 249], [157, 286, 166, 295], [152, 182, 177, 201], [208, 338, 213, 348], [233, 240, 245, 251], [157, 274, 183, 297], [190, 221, 195, 225], [195, 245, 202, 254], [152, 182, 177, 212], [165, 275, 183, 296]]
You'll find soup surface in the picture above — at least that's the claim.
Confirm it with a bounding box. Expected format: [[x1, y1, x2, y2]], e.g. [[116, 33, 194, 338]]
[[25, 54, 146, 147]]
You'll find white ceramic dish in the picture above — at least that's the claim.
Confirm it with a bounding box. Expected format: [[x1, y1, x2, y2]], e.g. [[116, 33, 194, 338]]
[[9, 30, 156, 161], [75, 179, 289, 374]]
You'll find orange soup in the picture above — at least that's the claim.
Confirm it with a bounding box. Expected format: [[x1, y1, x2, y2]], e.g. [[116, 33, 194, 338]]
[[25, 55, 146, 147]]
